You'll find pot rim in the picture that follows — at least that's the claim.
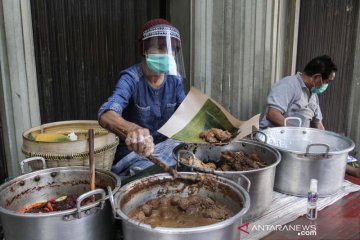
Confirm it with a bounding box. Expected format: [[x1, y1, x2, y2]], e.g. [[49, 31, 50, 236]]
[[0, 166, 121, 217], [258, 127, 355, 155], [115, 172, 250, 233], [173, 139, 282, 174]]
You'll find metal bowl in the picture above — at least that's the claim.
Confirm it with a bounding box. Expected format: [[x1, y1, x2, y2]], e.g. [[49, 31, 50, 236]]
[[173, 140, 281, 221], [0, 158, 121, 240], [111, 172, 250, 240]]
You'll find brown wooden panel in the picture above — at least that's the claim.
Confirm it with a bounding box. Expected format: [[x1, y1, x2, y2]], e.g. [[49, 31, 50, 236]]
[[31, 0, 165, 123], [296, 0, 360, 134]]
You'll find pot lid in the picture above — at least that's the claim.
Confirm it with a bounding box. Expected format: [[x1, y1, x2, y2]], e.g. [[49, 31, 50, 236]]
[[257, 127, 355, 154]]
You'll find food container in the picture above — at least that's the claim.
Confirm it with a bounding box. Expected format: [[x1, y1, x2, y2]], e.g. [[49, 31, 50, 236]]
[[0, 157, 121, 240], [22, 120, 118, 171], [109, 172, 250, 240], [173, 140, 281, 221], [257, 127, 355, 196]]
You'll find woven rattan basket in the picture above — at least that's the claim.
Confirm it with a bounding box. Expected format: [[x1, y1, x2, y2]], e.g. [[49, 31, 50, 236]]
[[22, 120, 119, 171]]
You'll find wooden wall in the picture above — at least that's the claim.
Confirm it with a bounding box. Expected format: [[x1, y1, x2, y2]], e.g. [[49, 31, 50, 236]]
[[30, 0, 166, 123], [189, 0, 298, 121], [296, 0, 360, 134]]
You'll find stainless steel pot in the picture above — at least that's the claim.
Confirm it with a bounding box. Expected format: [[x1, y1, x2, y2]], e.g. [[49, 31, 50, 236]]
[[173, 140, 281, 221], [109, 172, 250, 240], [0, 157, 121, 240], [257, 127, 355, 196]]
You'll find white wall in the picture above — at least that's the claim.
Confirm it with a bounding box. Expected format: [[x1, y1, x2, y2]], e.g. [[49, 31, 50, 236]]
[[0, 0, 40, 176]]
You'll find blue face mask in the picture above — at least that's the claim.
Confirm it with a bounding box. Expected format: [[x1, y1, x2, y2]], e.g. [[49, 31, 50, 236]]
[[311, 84, 328, 94], [146, 54, 176, 74]]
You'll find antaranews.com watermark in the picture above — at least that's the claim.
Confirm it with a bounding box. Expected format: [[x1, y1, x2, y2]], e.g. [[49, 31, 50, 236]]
[[238, 222, 317, 236]]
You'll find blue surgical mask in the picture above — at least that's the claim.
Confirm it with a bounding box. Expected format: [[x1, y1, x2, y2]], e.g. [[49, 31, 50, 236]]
[[146, 54, 176, 74], [311, 84, 328, 94]]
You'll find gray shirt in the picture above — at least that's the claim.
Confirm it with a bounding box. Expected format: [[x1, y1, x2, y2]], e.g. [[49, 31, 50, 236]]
[[259, 72, 323, 128]]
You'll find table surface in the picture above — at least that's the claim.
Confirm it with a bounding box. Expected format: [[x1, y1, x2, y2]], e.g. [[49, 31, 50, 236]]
[[262, 174, 360, 240]]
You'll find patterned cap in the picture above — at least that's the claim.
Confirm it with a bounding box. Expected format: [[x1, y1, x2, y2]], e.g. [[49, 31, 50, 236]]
[[142, 25, 180, 40], [139, 18, 181, 54]]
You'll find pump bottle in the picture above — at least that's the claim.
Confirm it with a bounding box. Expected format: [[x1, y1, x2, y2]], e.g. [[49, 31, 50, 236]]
[[307, 179, 318, 220]]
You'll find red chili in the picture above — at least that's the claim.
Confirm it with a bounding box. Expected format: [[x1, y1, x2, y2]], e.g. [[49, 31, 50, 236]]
[[47, 202, 53, 212]]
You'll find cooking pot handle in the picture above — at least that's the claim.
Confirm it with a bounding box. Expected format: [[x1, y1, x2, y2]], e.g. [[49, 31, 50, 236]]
[[20, 157, 47, 174], [284, 117, 302, 127], [177, 149, 197, 171], [107, 186, 121, 220], [305, 143, 330, 157], [251, 131, 268, 144], [76, 189, 106, 218], [237, 174, 251, 192]]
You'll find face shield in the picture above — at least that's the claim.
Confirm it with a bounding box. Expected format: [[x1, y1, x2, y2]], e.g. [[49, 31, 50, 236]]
[[142, 24, 186, 78]]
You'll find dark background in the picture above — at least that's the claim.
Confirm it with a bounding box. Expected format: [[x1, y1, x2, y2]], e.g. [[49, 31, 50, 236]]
[[31, 0, 167, 122]]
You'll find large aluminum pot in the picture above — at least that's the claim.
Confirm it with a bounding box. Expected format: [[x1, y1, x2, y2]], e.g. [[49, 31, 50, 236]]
[[257, 127, 355, 196], [0, 157, 121, 240], [110, 172, 250, 240], [173, 140, 281, 221]]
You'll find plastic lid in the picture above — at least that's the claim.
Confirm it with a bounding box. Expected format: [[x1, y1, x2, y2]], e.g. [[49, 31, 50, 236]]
[[310, 179, 318, 192]]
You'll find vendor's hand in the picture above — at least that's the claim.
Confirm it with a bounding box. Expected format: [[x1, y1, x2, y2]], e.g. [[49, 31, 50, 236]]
[[125, 128, 154, 157]]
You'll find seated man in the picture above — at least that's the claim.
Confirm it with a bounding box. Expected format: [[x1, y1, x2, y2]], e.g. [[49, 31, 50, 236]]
[[259, 55, 337, 129]]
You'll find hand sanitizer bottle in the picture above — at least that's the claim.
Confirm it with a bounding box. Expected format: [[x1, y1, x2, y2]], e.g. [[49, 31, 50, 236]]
[[307, 179, 318, 220]]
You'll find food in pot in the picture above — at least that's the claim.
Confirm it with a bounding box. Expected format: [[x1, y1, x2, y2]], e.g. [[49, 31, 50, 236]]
[[181, 150, 268, 171], [28, 129, 108, 142], [220, 151, 267, 171], [18, 195, 92, 213], [199, 128, 232, 143], [128, 195, 233, 228], [180, 156, 217, 170], [31, 133, 70, 142]]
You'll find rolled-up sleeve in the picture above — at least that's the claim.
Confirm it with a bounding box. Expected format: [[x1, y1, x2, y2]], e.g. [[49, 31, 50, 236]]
[[97, 72, 135, 120], [267, 80, 297, 113], [312, 95, 323, 123]]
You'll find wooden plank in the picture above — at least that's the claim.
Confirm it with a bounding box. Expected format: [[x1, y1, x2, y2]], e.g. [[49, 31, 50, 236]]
[[0, 122, 7, 182], [253, 0, 265, 112], [221, 0, 233, 110], [31, 0, 54, 122], [347, 3, 360, 156], [240, 0, 255, 118], [231, 0, 245, 117], [210, 0, 224, 102]]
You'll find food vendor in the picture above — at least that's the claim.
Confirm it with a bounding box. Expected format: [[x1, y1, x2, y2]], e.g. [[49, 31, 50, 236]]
[[98, 18, 186, 178]]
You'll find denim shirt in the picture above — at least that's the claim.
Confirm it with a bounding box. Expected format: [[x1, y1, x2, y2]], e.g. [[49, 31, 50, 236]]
[[98, 63, 186, 163]]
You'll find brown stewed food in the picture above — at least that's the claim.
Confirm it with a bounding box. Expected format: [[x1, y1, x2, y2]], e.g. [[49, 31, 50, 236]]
[[128, 195, 233, 228], [181, 150, 268, 171], [199, 128, 232, 143]]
